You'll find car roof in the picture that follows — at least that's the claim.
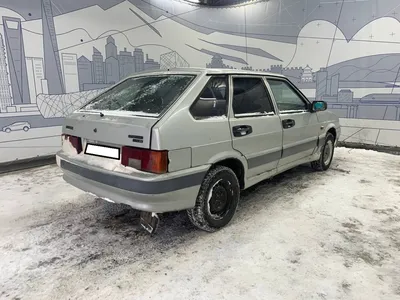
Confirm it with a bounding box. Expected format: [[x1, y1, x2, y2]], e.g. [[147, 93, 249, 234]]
[[125, 67, 287, 78]]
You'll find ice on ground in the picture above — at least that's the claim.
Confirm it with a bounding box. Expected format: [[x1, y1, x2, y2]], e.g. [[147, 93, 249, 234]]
[[0, 148, 400, 300]]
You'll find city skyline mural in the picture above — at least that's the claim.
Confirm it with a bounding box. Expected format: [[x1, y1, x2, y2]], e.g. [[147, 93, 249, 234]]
[[0, 0, 400, 163]]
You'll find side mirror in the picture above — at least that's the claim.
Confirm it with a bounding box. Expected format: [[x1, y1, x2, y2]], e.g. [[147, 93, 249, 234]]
[[312, 101, 327, 112]]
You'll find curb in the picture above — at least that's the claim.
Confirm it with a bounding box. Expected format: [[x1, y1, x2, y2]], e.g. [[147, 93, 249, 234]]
[[0, 155, 56, 175], [337, 142, 400, 156]]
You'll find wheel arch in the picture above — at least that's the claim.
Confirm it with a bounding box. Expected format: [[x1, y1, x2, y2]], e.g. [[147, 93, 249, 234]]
[[208, 153, 247, 189], [325, 123, 338, 141]]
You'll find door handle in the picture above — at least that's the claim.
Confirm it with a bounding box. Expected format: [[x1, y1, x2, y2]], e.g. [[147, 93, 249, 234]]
[[282, 119, 295, 129], [232, 125, 253, 137]]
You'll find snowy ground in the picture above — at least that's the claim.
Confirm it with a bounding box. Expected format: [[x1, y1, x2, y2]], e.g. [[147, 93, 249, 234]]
[[0, 148, 399, 300]]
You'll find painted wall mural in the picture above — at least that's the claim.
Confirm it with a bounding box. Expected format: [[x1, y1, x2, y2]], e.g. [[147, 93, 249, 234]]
[[0, 0, 400, 163]]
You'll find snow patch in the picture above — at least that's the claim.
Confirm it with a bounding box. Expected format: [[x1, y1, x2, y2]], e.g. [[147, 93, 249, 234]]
[[102, 197, 115, 203], [2, 147, 400, 299], [203, 116, 227, 120]]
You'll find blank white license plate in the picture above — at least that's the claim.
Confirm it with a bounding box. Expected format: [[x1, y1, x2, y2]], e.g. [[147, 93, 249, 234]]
[[85, 144, 120, 159]]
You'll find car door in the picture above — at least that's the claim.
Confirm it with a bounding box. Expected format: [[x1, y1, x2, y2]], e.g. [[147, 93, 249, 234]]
[[228, 76, 283, 179], [265, 77, 320, 168]]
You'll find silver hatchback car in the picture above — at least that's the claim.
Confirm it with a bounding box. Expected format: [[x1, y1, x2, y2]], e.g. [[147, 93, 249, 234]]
[[57, 68, 340, 233]]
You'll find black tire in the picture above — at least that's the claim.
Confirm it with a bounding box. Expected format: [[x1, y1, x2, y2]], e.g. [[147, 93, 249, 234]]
[[311, 132, 335, 171], [23, 126, 29, 132], [5, 128, 11, 133], [187, 165, 240, 232]]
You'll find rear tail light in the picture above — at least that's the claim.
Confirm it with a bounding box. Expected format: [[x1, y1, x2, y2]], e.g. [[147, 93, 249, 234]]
[[62, 134, 83, 154], [121, 146, 168, 174]]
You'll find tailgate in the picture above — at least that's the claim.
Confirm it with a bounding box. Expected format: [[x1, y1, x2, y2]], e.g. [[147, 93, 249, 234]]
[[62, 111, 157, 149]]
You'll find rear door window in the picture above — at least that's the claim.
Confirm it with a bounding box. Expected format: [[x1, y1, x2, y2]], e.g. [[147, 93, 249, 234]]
[[190, 76, 228, 119], [82, 75, 196, 116], [232, 77, 275, 117]]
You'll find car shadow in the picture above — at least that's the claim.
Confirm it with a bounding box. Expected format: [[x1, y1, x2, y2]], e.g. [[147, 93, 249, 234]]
[[241, 164, 315, 201]]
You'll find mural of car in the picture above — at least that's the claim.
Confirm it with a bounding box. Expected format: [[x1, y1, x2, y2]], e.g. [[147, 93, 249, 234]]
[[2, 122, 31, 133]]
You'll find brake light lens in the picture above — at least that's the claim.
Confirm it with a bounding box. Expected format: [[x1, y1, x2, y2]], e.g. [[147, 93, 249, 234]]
[[121, 146, 168, 174], [62, 134, 83, 154]]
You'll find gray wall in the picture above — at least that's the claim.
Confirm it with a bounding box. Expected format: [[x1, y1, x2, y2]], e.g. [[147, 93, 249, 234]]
[[0, 0, 400, 163]]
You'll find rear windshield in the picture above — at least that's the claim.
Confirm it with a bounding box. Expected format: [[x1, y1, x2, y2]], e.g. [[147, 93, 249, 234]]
[[81, 75, 196, 116]]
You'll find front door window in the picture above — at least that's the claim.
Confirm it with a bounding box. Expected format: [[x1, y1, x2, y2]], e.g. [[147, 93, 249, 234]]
[[266, 79, 308, 112]]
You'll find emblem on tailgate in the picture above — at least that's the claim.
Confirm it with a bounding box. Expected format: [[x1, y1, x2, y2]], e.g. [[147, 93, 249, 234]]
[[128, 135, 143, 143], [93, 128, 97, 133]]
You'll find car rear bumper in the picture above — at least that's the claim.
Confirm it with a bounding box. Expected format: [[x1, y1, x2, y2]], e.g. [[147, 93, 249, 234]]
[[56, 153, 209, 213]]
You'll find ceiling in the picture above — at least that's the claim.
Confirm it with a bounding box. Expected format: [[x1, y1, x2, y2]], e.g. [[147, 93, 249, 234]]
[[183, 0, 265, 6]]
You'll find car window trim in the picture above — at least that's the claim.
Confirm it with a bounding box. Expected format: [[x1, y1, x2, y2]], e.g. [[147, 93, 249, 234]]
[[189, 75, 229, 120], [265, 76, 311, 114], [230, 75, 276, 118], [234, 111, 276, 119]]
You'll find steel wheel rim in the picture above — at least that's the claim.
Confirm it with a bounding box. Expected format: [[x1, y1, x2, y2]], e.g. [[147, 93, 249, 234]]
[[323, 140, 333, 165], [207, 179, 233, 220]]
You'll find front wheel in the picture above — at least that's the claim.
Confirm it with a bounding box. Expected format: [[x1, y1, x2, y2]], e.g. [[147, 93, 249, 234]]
[[187, 166, 240, 232], [311, 132, 335, 171]]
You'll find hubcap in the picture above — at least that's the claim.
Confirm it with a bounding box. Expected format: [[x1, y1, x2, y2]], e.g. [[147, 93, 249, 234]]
[[323, 140, 333, 165]]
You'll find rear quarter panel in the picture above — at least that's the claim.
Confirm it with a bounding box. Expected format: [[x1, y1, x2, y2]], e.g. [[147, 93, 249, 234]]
[[155, 107, 240, 170], [152, 74, 246, 172]]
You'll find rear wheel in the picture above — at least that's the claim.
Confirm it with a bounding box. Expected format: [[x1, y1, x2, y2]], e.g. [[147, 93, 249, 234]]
[[187, 165, 240, 232], [311, 132, 335, 171], [23, 126, 29, 132]]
